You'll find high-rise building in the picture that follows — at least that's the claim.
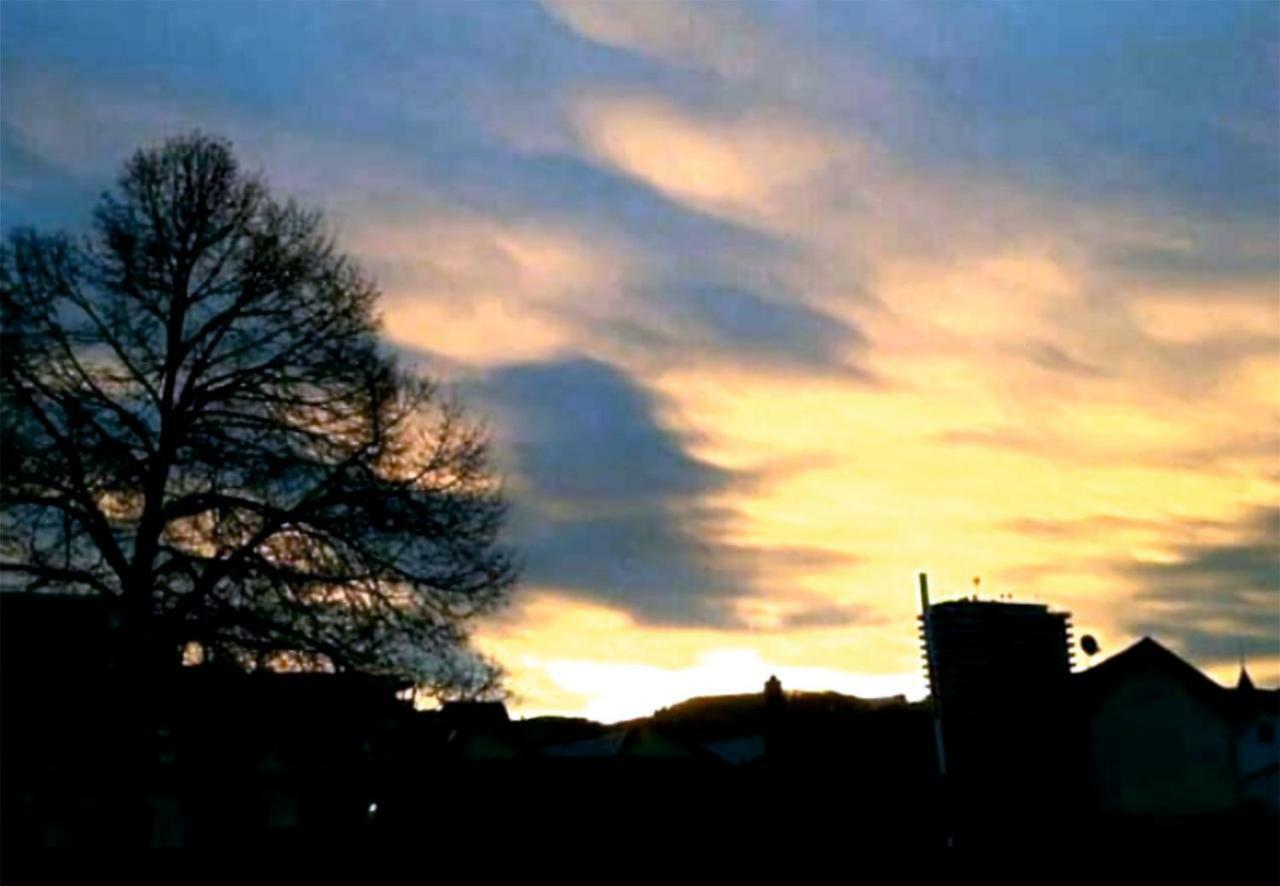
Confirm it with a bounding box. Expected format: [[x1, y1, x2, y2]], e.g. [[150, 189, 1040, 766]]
[[916, 575, 1077, 841], [921, 597, 1073, 718]]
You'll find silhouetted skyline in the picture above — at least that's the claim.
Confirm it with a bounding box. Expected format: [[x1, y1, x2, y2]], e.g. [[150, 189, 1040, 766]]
[[2, 1, 1277, 721], [3, 590, 1276, 884]]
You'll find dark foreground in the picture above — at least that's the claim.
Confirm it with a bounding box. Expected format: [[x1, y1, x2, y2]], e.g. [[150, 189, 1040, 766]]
[[6, 814, 1278, 886]]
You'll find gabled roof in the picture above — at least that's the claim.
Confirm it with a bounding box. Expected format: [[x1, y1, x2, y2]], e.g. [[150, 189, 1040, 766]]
[[543, 731, 629, 759], [703, 734, 766, 765], [1074, 636, 1230, 715], [541, 724, 722, 763], [618, 724, 708, 759], [1070, 637, 1280, 727]]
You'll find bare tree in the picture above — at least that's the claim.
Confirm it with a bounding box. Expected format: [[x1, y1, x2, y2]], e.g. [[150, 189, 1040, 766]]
[[0, 133, 516, 699]]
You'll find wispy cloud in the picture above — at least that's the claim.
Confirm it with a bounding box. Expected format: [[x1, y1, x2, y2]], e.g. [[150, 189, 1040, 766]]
[[3, 0, 1276, 715], [1122, 507, 1280, 667]]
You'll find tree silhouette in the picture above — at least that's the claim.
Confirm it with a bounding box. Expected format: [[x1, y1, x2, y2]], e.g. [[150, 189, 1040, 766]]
[[0, 133, 516, 698]]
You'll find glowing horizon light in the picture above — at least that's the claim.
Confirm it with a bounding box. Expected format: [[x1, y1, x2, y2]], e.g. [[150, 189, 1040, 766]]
[[522, 649, 924, 724]]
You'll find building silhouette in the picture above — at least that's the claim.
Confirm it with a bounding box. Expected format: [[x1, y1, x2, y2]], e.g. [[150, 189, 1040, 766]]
[[917, 575, 1077, 845], [922, 599, 1072, 707], [0, 593, 409, 854], [2, 588, 1276, 884]]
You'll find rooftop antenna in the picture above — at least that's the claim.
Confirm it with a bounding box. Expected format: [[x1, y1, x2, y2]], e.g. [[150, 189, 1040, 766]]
[[972, 576, 980, 601]]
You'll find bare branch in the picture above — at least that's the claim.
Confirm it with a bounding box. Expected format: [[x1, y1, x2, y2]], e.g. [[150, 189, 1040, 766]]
[[1, 132, 517, 697]]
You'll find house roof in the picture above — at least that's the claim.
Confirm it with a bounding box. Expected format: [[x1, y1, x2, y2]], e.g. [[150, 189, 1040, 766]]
[[1076, 637, 1215, 691], [703, 734, 767, 765], [1232, 681, 1280, 720], [542, 725, 722, 763], [1073, 636, 1275, 722], [543, 731, 629, 759]]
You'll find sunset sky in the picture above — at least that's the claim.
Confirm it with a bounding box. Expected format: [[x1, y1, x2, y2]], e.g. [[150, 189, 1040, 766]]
[[3, 0, 1277, 721]]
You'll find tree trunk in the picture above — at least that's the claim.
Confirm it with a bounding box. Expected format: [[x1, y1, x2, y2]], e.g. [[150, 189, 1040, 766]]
[[108, 592, 177, 848]]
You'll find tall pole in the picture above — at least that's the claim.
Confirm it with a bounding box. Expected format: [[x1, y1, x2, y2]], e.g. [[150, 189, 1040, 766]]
[[919, 572, 954, 848], [920, 573, 946, 778]]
